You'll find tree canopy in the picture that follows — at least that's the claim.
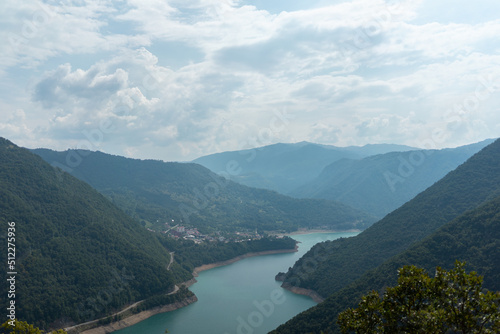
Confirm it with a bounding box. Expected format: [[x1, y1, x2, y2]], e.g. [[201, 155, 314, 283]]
[[0, 320, 66, 334], [280, 138, 500, 298], [338, 262, 500, 333]]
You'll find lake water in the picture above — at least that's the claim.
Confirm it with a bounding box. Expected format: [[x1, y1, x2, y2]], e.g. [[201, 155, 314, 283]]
[[114, 232, 359, 334]]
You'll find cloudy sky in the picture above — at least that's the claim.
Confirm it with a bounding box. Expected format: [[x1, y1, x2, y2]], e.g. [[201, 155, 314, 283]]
[[1, 0, 499, 161]]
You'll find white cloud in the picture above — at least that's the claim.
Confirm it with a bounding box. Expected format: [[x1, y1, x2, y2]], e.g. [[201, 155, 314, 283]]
[[0, 0, 499, 160]]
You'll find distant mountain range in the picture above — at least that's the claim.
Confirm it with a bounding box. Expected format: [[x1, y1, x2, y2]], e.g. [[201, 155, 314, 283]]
[[6, 135, 498, 333], [0, 137, 303, 330], [271, 138, 500, 333], [0, 138, 187, 328], [193, 142, 417, 194], [280, 138, 500, 297], [291, 139, 495, 217], [33, 148, 376, 233], [195, 140, 494, 218]]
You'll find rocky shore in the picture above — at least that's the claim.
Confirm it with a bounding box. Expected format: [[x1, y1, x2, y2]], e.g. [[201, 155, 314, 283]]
[[192, 247, 298, 276], [280, 283, 325, 303], [78, 295, 198, 334], [65, 247, 297, 333]]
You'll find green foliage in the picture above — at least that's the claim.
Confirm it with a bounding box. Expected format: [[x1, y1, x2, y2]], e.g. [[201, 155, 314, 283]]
[[0, 320, 67, 334], [281, 139, 500, 298], [160, 235, 297, 272], [271, 191, 500, 334], [338, 262, 500, 333], [134, 286, 194, 312], [32, 148, 376, 233], [0, 137, 301, 330], [0, 139, 187, 328]]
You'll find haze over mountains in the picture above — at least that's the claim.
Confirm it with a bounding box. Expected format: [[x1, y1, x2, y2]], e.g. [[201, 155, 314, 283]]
[[33, 148, 376, 233], [2, 135, 499, 333], [193, 142, 417, 194], [272, 138, 500, 333], [280, 138, 500, 297], [195, 140, 494, 218], [291, 139, 495, 217]]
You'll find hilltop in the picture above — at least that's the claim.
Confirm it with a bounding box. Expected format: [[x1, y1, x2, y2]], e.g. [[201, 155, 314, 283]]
[[33, 148, 376, 234], [291, 139, 494, 217], [193, 142, 416, 194], [272, 193, 500, 333], [279, 138, 500, 298], [0, 138, 188, 329]]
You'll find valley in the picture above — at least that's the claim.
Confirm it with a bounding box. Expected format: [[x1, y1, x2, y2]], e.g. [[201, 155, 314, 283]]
[[1, 137, 499, 334]]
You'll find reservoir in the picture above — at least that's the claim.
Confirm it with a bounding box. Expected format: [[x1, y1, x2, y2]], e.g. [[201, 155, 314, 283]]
[[115, 232, 358, 334]]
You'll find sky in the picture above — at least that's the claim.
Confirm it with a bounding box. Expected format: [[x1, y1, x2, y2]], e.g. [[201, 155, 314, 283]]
[[1, 0, 499, 161]]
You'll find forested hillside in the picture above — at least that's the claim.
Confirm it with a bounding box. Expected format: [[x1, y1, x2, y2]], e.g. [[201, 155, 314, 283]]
[[0, 138, 189, 329], [33, 149, 376, 233], [291, 139, 494, 217], [271, 193, 500, 334], [0, 138, 300, 331], [279, 138, 500, 298]]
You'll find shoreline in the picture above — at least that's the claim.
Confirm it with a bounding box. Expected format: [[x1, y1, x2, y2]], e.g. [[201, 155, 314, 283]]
[[192, 247, 298, 276], [67, 247, 297, 333], [78, 296, 198, 334], [280, 283, 325, 303], [271, 228, 361, 237], [271, 229, 360, 304]]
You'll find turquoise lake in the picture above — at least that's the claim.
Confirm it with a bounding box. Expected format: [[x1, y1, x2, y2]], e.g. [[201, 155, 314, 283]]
[[114, 232, 358, 334]]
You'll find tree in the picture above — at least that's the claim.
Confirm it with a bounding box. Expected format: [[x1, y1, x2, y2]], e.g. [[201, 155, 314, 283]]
[[338, 262, 500, 333], [0, 320, 67, 334]]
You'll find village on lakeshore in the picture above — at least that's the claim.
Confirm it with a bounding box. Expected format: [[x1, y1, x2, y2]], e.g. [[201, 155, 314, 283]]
[[147, 219, 273, 243]]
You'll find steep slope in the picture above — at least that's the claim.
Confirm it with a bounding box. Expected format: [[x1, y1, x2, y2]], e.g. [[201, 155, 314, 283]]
[[33, 149, 376, 233], [0, 138, 188, 329], [279, 138, 500, 298], [193, 142, 416, 194], [271, 193, 500, 334], [291, 139, 494, 217]]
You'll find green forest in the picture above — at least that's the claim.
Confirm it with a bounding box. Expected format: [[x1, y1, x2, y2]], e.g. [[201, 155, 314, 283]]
[[338, 262, 500, 333], [2, 136, 500, 333], [272, 181, 500, 333], [33, 148, 376, 233], [291, 140, 493, 217], [280, 138, 500, 298], [0, 138, 296, 330], [160, 235, 296, 273]]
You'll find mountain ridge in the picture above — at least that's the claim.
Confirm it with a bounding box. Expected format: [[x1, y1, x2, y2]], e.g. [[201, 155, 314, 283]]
[[291, 139, 495, 217], [0, 138, 188, 329], [271, 192, 500, 333], [33, 148, 377, 233], [192, 142, 417, 194], [279, 138, 500, 298]]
